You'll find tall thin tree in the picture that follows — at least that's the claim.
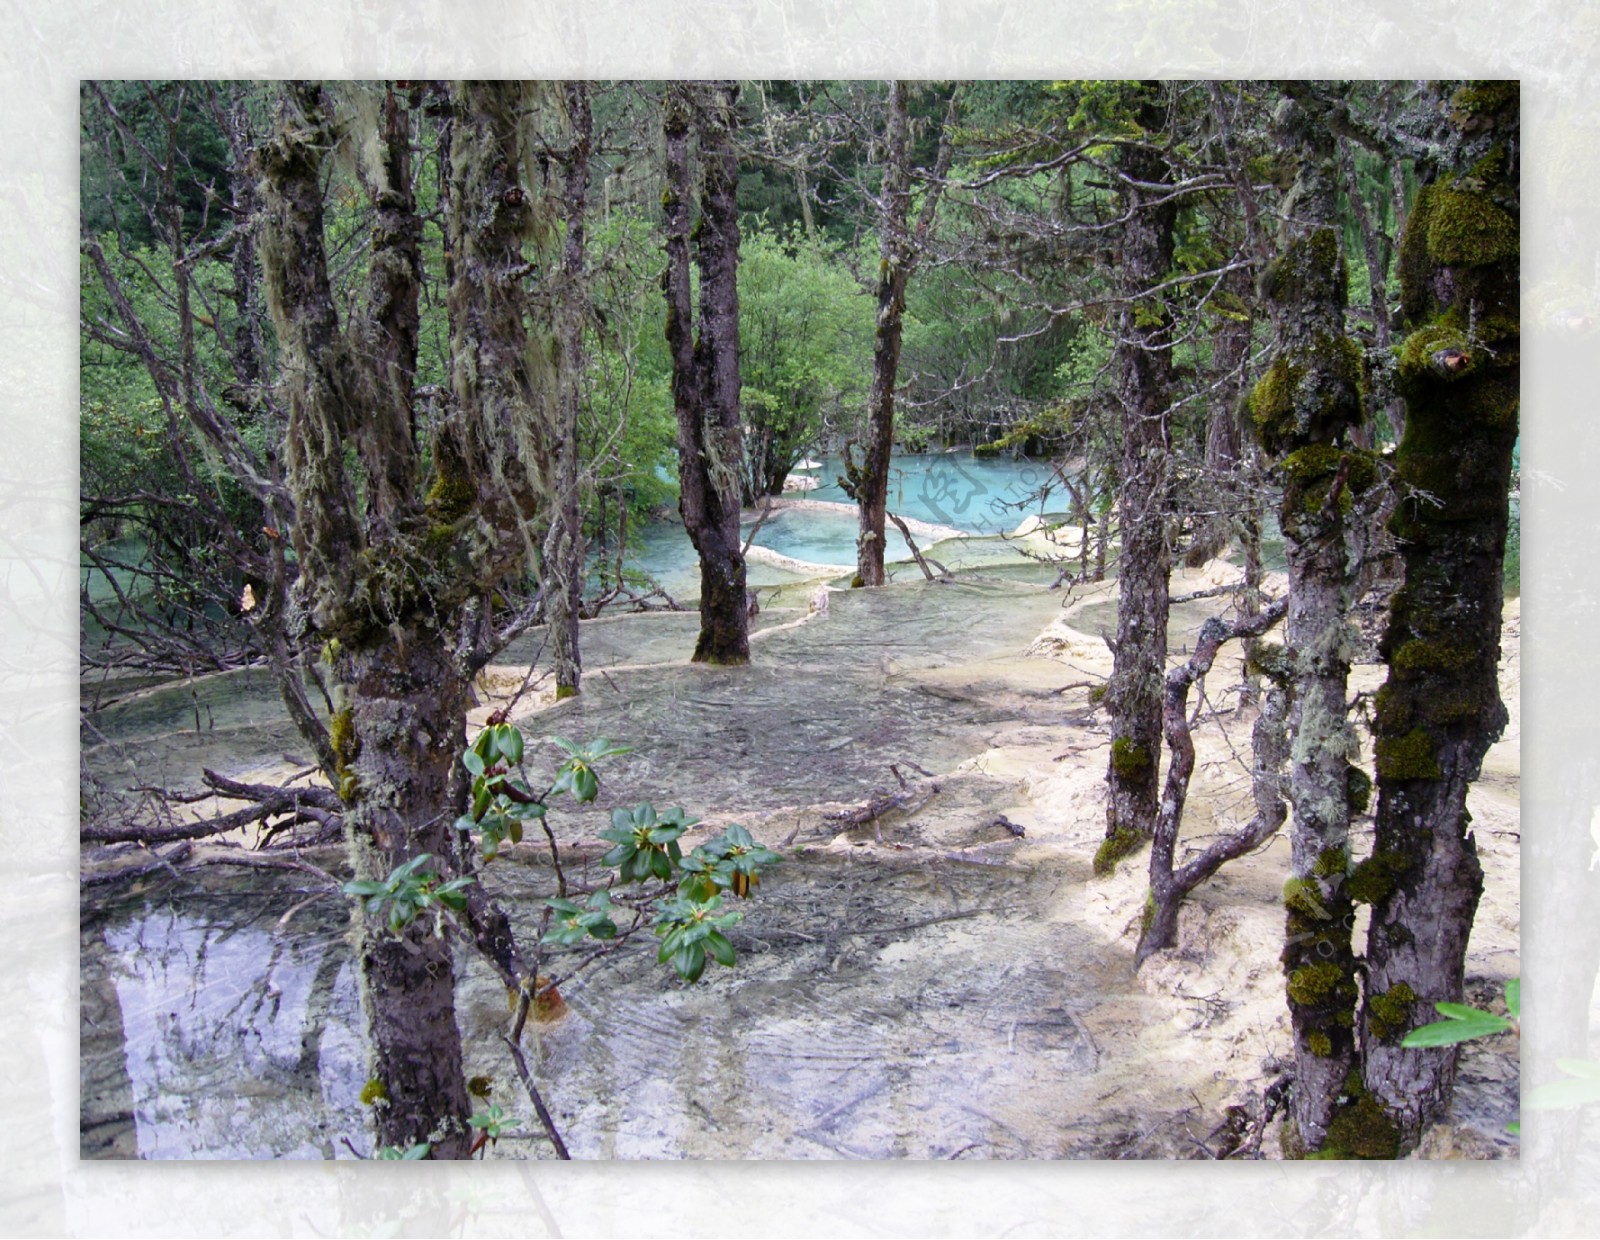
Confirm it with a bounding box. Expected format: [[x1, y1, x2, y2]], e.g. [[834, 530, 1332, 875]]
[[1097, 83, 1179, 876], [846, 81, 957, 588]]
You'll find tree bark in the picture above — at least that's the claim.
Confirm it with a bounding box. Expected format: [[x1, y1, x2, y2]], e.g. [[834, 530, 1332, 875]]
[[256, 81, 479, 1159], [1247, 88, 1375, 1158], [851, 83, 956, 588], [1137, 599, 1289, 966], [1360, 81, 1520, 1150], [663, 81, 750, 665], [544, 82, 593, 699], [1098, 87, 1177, 877]]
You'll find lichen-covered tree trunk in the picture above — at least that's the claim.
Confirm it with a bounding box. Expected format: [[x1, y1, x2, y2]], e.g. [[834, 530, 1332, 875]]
[[257, 80, 564, 1159], [544, 82, 593, 699], [1359, 82, 1520, 1150], [663, 81, 749, 665], [1097, 93, 1177, 877], [1249, 92, 1377, 1157], [257, 81, 474, 1159]]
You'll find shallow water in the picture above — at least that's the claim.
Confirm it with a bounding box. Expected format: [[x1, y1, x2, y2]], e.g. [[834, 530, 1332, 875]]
[[82, 572, 1161, 1160], [622, 453, 1060, 598], [82, 843, 1141, 1160]]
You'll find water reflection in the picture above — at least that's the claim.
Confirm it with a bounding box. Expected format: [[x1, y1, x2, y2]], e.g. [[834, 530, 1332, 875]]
[[90, 893, 365, 1159]]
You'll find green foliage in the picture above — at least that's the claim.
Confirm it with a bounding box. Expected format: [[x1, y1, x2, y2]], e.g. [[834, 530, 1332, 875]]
[[681, 823, 782, 900], [341, 853, 477, 935], [654, 894, 744, 982], [374, 1142, 432, 1160], [600, 802, 693, 882], [467, 1102, 520, 1149], [544, 890, 621, 945], [1401, 979, 1518, 1047], [738, 225, 873, 494], [548, 735, 632, 804], [413, 721, 787, 985]]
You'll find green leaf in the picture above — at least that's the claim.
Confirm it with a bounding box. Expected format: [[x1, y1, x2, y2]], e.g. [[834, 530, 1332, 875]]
[[1505, 979, 1520, 1020], [573, 766, 598, 803], [1402, 1007, 1511, 1047], [549, 735, 583, 758], [673, 942, 706, 982], [462, 749, 486, 778], [341, 880, 387, 898], [376, 1141, 431, 1160], [391, 853, 436, 882], [1555, 1058, 1600, 1080], [494, 724, 523, 766], [705, 930, 736, 967], [681, 874, 716, 903]]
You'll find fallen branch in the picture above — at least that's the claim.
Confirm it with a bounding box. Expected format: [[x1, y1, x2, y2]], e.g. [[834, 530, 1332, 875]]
[[825, 783, 939, 844], [80, 841, 194, 887], [81, 768, 341, 845], [887, 512, 952, 583]]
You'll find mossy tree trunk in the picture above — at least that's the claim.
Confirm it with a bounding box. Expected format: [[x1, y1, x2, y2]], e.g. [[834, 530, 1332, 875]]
[[258, 81, 467, 1159], [1098, 86, 1177, 878], [849, 82, 956, 589], [1248, 91, 1375, 1157], [544, 82, 593, 699], [1359, 81, 1520, 1150], [663, 81, 750, 665], [257, 81, 566, 1158]]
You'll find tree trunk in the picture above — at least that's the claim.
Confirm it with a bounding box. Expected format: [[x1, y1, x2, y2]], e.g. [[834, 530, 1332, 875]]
[[256, 81, 487, 1158], [545, 82, 593, 699], [1097, 89, 1177, 877], [1360, 81, 1520, 1150], [853, 81, 912, 589], [335, 639, 475, 1157], [852, 83, 956, 589], [1137, 600, 1288, 965], [663, 81, 750, 665], [1247, 89, 1375, 1158]]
